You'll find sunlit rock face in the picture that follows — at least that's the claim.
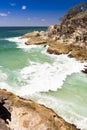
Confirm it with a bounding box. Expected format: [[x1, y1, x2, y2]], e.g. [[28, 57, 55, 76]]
[[21, 2, 87, 61], [0, 89, 78, 130]]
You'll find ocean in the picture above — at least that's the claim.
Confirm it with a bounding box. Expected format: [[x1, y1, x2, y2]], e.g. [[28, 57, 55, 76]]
[[0, 27, 87, 130]]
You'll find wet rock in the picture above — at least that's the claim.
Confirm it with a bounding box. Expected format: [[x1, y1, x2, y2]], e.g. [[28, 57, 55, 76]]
[[81, 66, 87, 74]]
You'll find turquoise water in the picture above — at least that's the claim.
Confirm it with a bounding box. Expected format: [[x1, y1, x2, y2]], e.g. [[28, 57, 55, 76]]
[[0, 27, 87, 130]]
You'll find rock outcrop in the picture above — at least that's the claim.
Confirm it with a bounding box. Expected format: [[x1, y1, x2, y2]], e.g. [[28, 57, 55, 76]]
[[21, 2, 87, 62], [0, 89, 78, 130]]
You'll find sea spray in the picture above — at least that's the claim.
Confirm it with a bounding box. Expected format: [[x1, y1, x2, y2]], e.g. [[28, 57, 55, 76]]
[[5, 36, 45, 52], [5, 37, 28, 48]]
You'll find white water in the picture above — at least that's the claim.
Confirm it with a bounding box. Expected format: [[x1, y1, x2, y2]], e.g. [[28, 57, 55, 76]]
[[34, 94, 87, 130], [1, 52, 85, 94], [2, 36, 85, 95], [14, 54, 84, 96], [1, 37, 87, 130], [5, 37, 39, 51]]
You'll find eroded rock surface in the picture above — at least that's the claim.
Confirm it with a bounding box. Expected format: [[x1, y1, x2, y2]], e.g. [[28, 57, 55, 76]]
[[0, 89, 78, 130], [21, 3, 87, 61]]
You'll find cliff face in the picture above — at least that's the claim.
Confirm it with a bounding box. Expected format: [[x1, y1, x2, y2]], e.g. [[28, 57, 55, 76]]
[[21, 3, 87, 61], [48, 2, 87, 45], [59, 11, 87, 45], [0, 89, 78, 130]]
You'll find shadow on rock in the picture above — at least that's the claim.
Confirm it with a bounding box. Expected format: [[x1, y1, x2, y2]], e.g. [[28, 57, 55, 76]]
[[0, 102, 11, 124]]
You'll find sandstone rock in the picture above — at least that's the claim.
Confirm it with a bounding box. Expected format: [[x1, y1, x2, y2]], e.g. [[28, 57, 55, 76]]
[[47, 41, 70, 55], [21, 3, 87, 62], [0, 89, 78, 130], [21, 31, 40, 38], [68, 45, 87, 61], [21, 30, 48, 45], [25, 37, 47, 45], [22, 29, 87, 61]]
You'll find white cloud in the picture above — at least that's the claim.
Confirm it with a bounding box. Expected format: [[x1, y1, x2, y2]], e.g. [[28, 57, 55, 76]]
[[0, 11, 10, 17], [0, 13, 8, 17], [22, 5, 27, 10], [10, 3, 16, 6], [41, 19, 46, 22]]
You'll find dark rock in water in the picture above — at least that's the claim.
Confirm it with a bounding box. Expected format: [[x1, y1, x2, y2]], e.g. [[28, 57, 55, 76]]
[[81, 65, 87, 74], [82, 68, 87, 74]]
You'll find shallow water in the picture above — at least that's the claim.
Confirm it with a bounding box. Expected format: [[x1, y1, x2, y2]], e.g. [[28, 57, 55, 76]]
[[0, 27, 87, 130]]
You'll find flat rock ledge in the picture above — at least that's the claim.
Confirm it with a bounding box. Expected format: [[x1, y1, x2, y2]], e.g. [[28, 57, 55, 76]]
[[22, 31, 87, 62], [25, 37, 47, 45], [0, 89, 79, 130]]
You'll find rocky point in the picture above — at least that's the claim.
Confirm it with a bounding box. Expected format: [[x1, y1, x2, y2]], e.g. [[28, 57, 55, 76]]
[[0, 89, 78, 130]]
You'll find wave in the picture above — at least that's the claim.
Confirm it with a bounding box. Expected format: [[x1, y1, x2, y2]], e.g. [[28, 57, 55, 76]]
[[34, 94, 87, 130], [1, 36, 85, 95], [0, 53, 85, 96], [1, 36, 86, 130], [5, 36, 43, 51], [0, 69, 8, 81], [0, 69, 13, 92], [0, 67, 87, 130], [14, 54, 85, 96]]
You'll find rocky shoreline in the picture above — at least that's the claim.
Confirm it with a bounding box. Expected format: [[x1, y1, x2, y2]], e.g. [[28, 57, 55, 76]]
[[21, 3, 87, 63], [0, 89, 78, 130], [21, 28, 87, 74], [21, 6, 87, 74], [21, 27, 87, 62], [0, 3, 87, 130]]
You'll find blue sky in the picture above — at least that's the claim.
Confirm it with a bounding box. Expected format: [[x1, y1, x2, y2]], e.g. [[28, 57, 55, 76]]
[[0, 0, 86, 26]]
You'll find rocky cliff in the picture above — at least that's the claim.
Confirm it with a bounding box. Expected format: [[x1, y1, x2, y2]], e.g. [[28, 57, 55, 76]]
[[0, 89, 78, 130], [21, 2, 87, 61]]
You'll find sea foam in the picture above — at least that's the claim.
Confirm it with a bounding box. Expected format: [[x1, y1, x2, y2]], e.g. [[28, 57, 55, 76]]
[[15, 54, 85, 96], [35, 94, 87, 130], [5, 37, 40, 51], [4, 36, 85, 95], [0, 70, 7, 81], [0, 36, 87, 130]]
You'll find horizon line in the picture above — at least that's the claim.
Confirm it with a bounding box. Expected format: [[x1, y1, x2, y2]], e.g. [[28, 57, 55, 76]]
[[0, 25, 48, 27]]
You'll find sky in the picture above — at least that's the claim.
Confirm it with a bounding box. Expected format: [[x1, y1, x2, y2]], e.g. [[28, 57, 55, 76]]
[[0, 0, 86, 26]]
